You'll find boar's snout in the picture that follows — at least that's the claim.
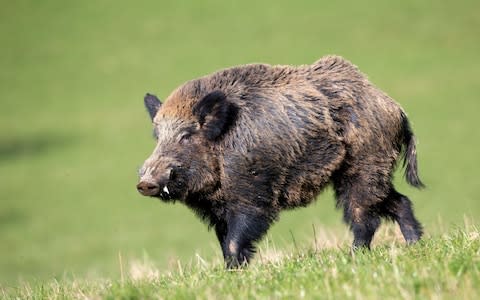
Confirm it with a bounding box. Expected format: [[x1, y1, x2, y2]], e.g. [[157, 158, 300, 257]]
[[137, 166, 177, 199], [136, 180, 160, 196]]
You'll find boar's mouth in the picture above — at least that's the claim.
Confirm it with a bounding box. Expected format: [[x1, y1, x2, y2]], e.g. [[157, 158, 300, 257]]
[[136, 177, 166, 194], [157, 183, 179, 202], [136, 181, 177, 202], [137, 169, 188, 202]]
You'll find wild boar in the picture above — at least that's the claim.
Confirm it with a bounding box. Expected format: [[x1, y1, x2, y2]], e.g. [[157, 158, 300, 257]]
[[136, 55, 424, 268]]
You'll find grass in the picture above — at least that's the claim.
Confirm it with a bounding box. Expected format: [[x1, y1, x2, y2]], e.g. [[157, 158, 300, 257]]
[[3, 222, 479, 299], [1, 0, 480, 298]]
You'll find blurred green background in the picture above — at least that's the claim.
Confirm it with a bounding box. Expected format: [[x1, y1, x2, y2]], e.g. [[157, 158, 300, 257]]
[[1, 0, 479, 285]]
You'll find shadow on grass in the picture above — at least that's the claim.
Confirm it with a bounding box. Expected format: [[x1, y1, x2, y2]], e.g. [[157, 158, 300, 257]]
[[0, 133, 74, 162], [0, 209, 25, 229]]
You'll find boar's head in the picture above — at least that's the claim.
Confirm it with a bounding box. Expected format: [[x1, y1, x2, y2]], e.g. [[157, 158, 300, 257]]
[[136, 91, 238, 202]]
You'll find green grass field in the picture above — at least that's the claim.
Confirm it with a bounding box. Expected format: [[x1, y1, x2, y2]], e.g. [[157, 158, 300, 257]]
[[4, 224, 480, 299], [1, 0, 479, 298]]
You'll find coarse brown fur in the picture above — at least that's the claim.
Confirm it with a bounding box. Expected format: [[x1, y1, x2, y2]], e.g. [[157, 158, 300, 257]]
[[137, 55, 424, 268]]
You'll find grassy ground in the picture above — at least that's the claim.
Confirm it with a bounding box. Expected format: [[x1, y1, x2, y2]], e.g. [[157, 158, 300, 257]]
[[1, 0, 480, 297], [3, 223, 479, 299]]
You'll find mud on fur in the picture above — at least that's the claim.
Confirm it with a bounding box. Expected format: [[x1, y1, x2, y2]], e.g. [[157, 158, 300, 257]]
[[136, 55, 424, 268]]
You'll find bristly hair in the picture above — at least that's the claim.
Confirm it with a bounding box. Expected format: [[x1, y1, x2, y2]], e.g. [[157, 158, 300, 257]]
[[192, 90, 239, 141], [401, 112, 425, 189]]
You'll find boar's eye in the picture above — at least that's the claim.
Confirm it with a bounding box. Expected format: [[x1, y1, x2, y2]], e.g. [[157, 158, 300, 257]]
[[179, 132, 192, 144], [179, 128, 196, 144]]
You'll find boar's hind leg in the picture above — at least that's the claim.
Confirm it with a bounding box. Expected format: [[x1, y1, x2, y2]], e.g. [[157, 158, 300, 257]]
[[381, 189, 423, 244], [333, 176, 383, 250], [216, 211, 270, 269], [348, 207, 381, 250]]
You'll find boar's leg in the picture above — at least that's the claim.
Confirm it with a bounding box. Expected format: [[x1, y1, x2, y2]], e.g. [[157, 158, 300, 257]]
[[348, 208, 381, 250], [216, 211, 270, 269], [380, 188, 423, 244], [333, 175, 383, 250], [214, 221, 228, 256]]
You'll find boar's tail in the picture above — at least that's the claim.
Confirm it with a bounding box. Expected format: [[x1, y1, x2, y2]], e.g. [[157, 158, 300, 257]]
[[401, 112, 425, 189]]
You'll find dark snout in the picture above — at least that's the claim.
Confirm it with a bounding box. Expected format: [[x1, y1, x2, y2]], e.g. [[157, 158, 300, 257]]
[[137, 180, 160, 196], [137, 166, 185, 200]]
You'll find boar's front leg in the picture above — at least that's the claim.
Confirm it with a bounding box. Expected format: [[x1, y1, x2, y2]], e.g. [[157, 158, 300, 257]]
[[215, 210, 271, 269]]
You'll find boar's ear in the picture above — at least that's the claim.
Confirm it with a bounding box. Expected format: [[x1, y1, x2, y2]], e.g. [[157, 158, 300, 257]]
[[144, 93, 162, 121], [192, 90, 239, 141]]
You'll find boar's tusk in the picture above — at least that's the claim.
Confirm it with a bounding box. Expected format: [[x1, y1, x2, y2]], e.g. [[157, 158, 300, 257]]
[[163, 186, 170, 194]]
